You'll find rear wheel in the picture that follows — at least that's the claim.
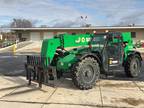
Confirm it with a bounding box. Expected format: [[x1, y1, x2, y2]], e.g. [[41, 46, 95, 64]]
[[72, 57, 100, 90], [124, 55, 141, 77]]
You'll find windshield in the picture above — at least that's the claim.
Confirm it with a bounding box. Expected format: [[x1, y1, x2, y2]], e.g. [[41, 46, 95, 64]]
[[91, 35, 107, 50]]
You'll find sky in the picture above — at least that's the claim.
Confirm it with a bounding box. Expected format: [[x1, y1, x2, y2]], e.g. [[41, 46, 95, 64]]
[[0, 0, 144, 27]]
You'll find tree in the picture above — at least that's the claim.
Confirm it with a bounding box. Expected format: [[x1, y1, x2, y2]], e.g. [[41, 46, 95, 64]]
[[10, 18, 33, 28]]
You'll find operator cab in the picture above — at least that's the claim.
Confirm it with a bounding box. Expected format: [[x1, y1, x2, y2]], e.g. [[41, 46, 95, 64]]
[[101, 32, 125, 74], [107, 32, 123, 66]]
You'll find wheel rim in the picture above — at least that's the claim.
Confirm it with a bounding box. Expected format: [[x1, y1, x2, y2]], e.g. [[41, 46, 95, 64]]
[[131, 58, 140, 76], [81, 65, 96, 83]]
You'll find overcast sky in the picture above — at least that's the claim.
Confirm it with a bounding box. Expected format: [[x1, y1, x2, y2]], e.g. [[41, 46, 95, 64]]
[[0, 0, 144, 27]]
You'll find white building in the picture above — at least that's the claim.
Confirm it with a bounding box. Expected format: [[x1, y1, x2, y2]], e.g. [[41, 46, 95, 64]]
[[11, 26, 144, 42]]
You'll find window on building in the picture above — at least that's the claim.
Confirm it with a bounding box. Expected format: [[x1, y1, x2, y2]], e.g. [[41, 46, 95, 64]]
[[131, 32, 136, 38], [18, 33, 23, 41]]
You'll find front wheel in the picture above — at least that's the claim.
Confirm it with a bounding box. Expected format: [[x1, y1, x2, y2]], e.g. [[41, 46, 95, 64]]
[[71, 57, 100, 90], [124, 55, 141, 77]]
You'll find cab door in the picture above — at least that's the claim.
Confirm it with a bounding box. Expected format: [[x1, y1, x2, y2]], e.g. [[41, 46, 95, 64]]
[[102, 33, 123, 73], [107, 34, 123, 66]]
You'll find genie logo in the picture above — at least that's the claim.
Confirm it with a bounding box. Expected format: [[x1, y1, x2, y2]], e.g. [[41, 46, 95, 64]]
[[75, 37, 91, 43]]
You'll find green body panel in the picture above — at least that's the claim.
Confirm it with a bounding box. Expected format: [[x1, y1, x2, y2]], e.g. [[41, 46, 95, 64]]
[[122, 32, 132, 43], [62, 34, 92, 48], [41, 38, 61, 67], [56, 33, 93, 72], [121, 32, 134, 60], [40, 34, 93, 67], [56, 47, 92, 71], [57, 54, 77, 71]]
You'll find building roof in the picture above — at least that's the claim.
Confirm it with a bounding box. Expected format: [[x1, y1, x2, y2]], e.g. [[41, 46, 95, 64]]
[[3, 26, 144, 31]]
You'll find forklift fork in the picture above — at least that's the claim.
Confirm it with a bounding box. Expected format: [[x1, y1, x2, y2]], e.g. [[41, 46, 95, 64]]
[[25, 64, 58, 88]]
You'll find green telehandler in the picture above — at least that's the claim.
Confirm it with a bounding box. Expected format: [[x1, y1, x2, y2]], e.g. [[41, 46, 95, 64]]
[[25, 32, 142, 90]]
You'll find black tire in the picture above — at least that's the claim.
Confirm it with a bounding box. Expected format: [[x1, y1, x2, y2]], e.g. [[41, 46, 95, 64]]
[[124, 55, 141, 78], [72, 57, 100, 90]]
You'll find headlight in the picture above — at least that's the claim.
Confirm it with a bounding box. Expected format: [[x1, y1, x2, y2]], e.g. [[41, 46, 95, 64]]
[[60, 62, 64, 66]]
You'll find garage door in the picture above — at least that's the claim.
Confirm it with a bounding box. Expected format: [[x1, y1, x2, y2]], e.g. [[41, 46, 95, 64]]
[[43, 32, 54, 39], [30, 32, 41, 41]]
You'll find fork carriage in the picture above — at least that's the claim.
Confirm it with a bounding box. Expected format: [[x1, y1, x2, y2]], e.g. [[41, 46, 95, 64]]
[[25, 55, 57, 88]]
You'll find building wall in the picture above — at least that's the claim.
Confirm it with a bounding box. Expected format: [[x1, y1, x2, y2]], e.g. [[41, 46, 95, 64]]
[[43, 32, 54, 39], [23, 32, 30, 41], [16, 31, 30, 41], [135, 30, 144, 41], [30, 31, 55, 41], [15, 29, 144, 42], [30, 32, 41, 41]]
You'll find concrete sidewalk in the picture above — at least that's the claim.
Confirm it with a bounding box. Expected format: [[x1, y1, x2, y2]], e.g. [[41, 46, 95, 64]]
[[0, 76, 144, 108], [16, 41, 42, 53]]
